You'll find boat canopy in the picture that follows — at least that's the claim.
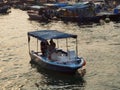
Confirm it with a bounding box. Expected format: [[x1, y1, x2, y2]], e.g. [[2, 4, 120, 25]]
[[61, 4, 89, 11], [116, 5, 120, 9], [76, 5, 89, 9], [29, 5, 45, 10], [44, 3, 68, 8], [54, 3, 68, 7], [28, 30, 77, 41], [61, 6, 76, 10], [73, 2, 89, 6]]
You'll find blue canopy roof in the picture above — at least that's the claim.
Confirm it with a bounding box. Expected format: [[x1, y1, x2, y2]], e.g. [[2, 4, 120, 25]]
[[44, 3, 68, 8], [76, 5, 89, 9], [28, 30, 77, 41], [61, 4, 89, 11], [61, 6, 77, 10], [54, 3, 68, 7]]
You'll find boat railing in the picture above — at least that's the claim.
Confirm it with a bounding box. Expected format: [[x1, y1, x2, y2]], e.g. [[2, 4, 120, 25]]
[[31, 49, 80, 64], [67, 50, 76, 60], [55, 57, 81, 64], [31, 50, 42, 55]]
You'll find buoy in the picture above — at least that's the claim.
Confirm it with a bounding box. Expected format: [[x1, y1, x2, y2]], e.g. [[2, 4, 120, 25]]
[[105, 17, 110, 23]]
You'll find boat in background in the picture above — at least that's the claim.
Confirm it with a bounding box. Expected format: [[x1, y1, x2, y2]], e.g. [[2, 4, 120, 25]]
[[27, 5, 48, 21], [0, 3, 11, 14], [56, 1, 120, 23], [27, 3, 68, 21], [27, 30, 86, 74]]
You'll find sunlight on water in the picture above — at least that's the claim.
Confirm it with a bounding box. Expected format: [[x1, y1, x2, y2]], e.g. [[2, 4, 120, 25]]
[[0, 8, 120, 90]]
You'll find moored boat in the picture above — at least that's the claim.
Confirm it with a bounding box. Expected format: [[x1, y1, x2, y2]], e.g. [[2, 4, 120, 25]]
[[27, 5, 49, 21], [56, 1, 120, 23], [27, 3, 69, 21]]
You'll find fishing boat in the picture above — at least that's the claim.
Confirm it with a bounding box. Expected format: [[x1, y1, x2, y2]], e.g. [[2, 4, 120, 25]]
[[27, 30, 86, 74]]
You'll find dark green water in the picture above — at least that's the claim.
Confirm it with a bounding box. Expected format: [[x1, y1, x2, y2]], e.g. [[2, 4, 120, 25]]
[[0, 8, 120, 90]]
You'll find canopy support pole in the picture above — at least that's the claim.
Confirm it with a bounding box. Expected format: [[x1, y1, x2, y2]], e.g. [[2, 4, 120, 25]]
[[57, 39, 59, 48], [76, 38, 78, 57], [28, 36, 30, 54], [37, 39, 38, 52], [37, 29, 38, 53], [66, 38, 68, 52]]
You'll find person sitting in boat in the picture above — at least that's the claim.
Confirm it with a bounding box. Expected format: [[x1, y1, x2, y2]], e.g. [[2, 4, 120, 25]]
[[48, 39, 56, 59], [49, 39, 56, 53], [40, 40, 49, 56]]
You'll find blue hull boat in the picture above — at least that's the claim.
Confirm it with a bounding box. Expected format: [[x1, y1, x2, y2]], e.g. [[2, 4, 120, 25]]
[[28, 30, 86, 74]]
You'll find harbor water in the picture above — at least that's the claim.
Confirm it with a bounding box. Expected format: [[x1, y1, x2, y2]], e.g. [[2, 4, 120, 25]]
[[0, 8, 120, 90]]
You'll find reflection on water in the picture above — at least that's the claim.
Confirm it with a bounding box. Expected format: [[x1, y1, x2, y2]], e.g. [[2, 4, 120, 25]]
[[31, 63, 86, 90], [0, 8, 120, 90]]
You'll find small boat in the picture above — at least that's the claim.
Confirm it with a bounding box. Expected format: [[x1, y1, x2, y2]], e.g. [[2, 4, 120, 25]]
[[27, 5, 48, 21], [27, 30, 86, 74], [28, 13, 46, 20]]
